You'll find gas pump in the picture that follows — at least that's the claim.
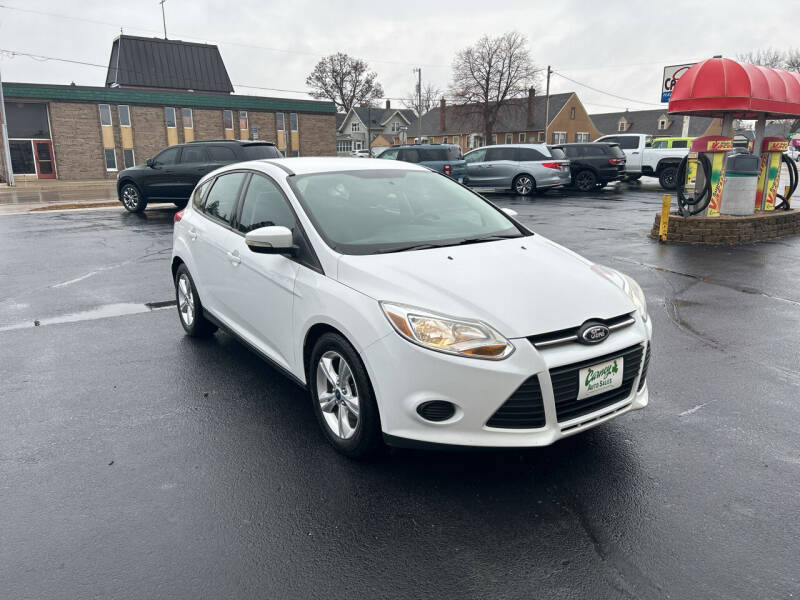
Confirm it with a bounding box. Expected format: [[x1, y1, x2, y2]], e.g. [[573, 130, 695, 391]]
[[675, 136, 733, 216], [755, 138, 797, 210]]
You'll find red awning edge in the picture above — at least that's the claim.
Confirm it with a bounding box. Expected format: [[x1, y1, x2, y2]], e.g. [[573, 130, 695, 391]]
[[668, 57, 800, 119]]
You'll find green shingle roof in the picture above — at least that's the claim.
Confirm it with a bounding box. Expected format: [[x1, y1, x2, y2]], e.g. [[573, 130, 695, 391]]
[[2, 82, 335, 114]]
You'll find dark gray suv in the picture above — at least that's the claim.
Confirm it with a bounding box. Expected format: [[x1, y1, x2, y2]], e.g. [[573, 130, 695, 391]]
[[117, 140, 281, 213]]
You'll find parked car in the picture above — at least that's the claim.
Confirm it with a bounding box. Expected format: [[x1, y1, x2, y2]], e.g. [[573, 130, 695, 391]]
[[377, 143, 467, 181], [117, 140, 282, 213], [350, 149, 373, 158], [550, 143, 626, 191], [463, 144, 571, 196], [594, 133, 687, 189], [171, 157, 652, 457], [651, 136, 693, 149]]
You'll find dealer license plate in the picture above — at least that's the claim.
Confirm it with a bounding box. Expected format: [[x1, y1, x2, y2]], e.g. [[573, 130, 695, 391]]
[[577, 357, 624, 400]]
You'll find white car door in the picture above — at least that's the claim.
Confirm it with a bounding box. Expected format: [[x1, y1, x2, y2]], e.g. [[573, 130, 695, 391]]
[[226, 173, 301, 371], [619, 136, 644, 172], [189, 171, 249, 316]]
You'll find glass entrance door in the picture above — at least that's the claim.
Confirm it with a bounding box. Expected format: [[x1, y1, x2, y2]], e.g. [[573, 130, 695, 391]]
[[33, 140, 56, 179]]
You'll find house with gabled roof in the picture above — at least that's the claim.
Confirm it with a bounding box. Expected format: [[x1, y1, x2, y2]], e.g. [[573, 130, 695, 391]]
[[405, 90, 603, 150], [336, 102, 416, 154], [590, 108, 722, 138]]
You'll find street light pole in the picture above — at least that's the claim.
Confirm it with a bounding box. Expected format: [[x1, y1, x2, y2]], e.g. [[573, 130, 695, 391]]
[[544, 65, 551, 144], [159, 0, 168, 39], [0, 66, 15, 187], [413, 67, 422, 141]]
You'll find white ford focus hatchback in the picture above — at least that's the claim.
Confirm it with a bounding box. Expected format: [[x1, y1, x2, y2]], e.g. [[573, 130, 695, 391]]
[[172, 158, 652, 457]]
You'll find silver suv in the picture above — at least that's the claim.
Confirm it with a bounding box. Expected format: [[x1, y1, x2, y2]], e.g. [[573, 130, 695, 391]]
[[463, 144, 571, 196]]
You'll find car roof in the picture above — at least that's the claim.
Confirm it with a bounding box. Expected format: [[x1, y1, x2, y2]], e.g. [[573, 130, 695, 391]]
[[235, 156, 431, 176], [184, 139, 276, 146], [467, 143, 549, 152]]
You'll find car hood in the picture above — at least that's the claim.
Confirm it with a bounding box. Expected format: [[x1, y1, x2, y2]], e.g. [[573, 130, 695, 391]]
[[336, 235, 636, 338]]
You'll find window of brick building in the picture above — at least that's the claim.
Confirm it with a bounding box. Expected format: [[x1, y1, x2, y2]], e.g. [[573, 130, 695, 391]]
[[118, 105, 131, 127], [519, 132, 525, 143], [182, 108, 193, 128], [223, 110, 234, 130], [164, 107, 176, 128], [123, 148, 135, 168], [576, 132, 590, 143], [570, 107, 576, 120], [240, 111, 248, 130], [505, 133, 512, 144], [104, 148, 117, 171], [551, 131, 567, 144], [98, 104, 112, 126]]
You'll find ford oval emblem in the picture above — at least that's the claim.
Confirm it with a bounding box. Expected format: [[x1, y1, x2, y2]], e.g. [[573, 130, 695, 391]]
[[578, 322, 610, 345]]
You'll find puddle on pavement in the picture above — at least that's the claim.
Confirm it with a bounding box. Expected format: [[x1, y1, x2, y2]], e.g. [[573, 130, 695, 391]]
[[0, 301, 176, 332]]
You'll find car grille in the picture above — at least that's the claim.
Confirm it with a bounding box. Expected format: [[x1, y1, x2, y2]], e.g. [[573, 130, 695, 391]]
[[550, 344, 644, 423], [485, 375, 546, 429], [528, 313, 635, 349], [637, 343, 651, 392]]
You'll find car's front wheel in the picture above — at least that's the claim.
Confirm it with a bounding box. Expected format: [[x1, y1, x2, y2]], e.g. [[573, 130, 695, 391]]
[[512, 174, 536, 196], [119, 182, 147, 213], [174, 264, 217, 337], [309, 333, 381, 458], [659, 166, 678, 190]]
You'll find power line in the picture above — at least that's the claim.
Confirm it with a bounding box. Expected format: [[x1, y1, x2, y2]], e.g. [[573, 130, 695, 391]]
[[552, 70, 662, 107]]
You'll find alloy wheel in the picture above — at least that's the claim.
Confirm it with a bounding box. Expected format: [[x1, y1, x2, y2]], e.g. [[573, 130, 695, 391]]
[[515, 176, 533, 195], [576, 171, 596, 192], [316, 351, 360, 440], [177, 273, 195, 327], [122, 185, 140, 210]]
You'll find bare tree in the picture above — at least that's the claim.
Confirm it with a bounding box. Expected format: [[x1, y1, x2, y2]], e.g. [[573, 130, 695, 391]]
[[402, 82, 442, 117], [450, 31, 539, 144], [306, 53, 384, 113]]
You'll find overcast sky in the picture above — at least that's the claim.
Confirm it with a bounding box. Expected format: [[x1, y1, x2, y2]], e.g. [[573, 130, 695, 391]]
[[0, 0, 796, 115]]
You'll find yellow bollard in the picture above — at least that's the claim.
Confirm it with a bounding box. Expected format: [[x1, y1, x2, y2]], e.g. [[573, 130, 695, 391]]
[[786, 185, 791, 209], [659, 194, 671, 242]]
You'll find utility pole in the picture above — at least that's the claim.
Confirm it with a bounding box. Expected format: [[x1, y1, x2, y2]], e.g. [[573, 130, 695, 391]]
[[413, 67, 422, 141], [0, 66, 14, 187], [367, 105, 372, 155], [159, 0, 168, 39], [544, 65, 551, 144]]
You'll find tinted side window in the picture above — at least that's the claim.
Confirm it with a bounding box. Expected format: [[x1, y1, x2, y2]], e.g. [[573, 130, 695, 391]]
[[598, 136, 618, 145], [379, 149, 399, 160], [561, 146, 580, 158], [617, 136, 640, 150], [181, 146, 207, 163], [240, 145, 281, 159], [238, 175, 296, 233], [485, 147, 516, 162], [608, 145, 625, 158], [672, 140, 688, 148], [578, 145, 607, 157], [207, 145, 238, 161], [399, 148, 420, 163], [516, 148, 547, 161], [192, 179, 212, 209], [417, 149, 448, 161], [203, 172, 247, 224], [156, 146, 180, 165]]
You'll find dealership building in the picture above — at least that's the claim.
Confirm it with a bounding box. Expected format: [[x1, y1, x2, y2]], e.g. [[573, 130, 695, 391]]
[[0, 35, 336, 182]]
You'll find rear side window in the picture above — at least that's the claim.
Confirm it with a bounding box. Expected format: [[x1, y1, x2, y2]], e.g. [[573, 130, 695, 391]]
[[238, 175, 296, 233], [548, 148, 566, 159], [207, 145, 238, 161], [240, 145, 281, 159], [203, 172, 247, 225], [181, 146, 207, 163], [192, 179, 212, 209], [672, 140, 688, 148], [447, 146, 463, 160], [379, 149, 399, 160], [516, 148, 547, 161], [485, 147, 516, 162], [155, 146, 180, 165], [617, 136, 640, 150], [598, 136, 618, 145], [464, 148, 486, 163], [576, 145, 607, 157], [398, 148, 420, 163], [607, 144, 625, 158]]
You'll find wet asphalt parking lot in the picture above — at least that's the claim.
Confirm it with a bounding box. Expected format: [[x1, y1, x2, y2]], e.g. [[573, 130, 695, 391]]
[[1, 180, 799, 599]]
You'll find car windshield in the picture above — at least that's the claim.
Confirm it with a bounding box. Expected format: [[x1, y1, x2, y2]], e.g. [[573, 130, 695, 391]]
[[240, 145, 281, 159], [290, 169, 525, 255]]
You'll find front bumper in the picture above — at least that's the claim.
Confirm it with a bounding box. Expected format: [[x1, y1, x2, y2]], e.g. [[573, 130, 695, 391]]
[[363, 316, 652, 447]]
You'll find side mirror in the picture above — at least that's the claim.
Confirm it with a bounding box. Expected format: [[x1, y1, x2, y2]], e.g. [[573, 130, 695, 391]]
[[502, 207, 519, 217], [146, 158, 155, 167], [245, 226, 296, 255]]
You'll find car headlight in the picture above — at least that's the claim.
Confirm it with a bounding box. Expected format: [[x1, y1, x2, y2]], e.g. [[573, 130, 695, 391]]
[[593, 265, 649, 322], [380, 302, 514, 360]]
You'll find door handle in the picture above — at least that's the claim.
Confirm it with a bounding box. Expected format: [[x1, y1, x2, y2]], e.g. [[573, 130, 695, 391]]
[[188, 228, 198, 241], [227, 250, 241, 266], [632, 151, 640, 155]]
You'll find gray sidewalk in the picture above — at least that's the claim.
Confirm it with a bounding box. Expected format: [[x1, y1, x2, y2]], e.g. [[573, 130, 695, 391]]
[[0, 180, 118, 214]]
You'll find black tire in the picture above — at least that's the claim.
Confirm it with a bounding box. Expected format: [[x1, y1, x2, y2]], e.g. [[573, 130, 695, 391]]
[[309, 332, 382, 458], [512, 174, 536, 197], [659, 165, 678, 190], [174, 264, 217, 337], [574, 169, 597, 192], [119, 182, 147, 213]]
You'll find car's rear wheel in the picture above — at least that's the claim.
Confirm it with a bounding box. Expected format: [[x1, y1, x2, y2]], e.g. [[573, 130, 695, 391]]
[[659, 166, 678, 190], [174, 264, 217, 337], [309, 333, 381, 458], [513, 174, 535, 196], [120, 182, 147, 213], [574, 170, 597, 192]]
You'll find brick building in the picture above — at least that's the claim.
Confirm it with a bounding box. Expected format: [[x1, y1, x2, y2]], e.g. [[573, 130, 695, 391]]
[[0, 36, 336, 183], [407, 90, 603, 150]]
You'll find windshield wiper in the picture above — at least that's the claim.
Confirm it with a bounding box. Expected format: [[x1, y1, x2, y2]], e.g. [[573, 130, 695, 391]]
[[375, 243, 445, 254], [453, 234, 522, 246]]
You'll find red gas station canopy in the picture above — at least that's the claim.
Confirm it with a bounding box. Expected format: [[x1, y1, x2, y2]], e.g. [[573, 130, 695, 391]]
[[668, 57, 800, 119]]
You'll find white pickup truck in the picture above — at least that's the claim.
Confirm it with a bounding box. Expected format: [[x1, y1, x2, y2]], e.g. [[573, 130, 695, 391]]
[[594, 133, 688, 189]]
